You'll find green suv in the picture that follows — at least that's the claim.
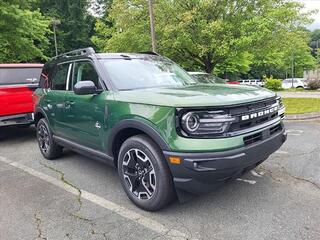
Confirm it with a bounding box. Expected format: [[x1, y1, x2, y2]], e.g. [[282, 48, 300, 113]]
[[34, 48, 287, 211]]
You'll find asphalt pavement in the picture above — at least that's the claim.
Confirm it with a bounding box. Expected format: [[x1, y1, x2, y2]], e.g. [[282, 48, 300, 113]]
[[0, 120, 319, 240]]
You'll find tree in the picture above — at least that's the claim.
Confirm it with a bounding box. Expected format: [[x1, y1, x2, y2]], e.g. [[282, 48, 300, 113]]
[[37, 0, 95, 57], [310, 29, 320, 58], [282, 31, 316, 77], [0, 0, 50, 62], [90, 0, 113, 51], [93, 0, 315, 76]]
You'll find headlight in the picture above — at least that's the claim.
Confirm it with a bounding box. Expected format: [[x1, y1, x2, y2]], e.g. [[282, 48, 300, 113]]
[[180, 110, 235, 137], [276, 97, 284, 108], [182, 112, 200, 132], [277, 97, 285, 117]]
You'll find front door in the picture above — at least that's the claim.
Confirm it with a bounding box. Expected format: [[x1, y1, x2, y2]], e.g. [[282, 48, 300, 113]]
[[63, 61, 106, 151]]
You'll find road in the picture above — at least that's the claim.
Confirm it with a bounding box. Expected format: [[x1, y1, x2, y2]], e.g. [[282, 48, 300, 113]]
[[0, 120, 319, 240], [277, 91, 320, 98]]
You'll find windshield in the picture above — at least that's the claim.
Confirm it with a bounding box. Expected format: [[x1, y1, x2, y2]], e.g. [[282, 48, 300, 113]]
[[191, 74, 215, 83], [101, 56, 197, 90], [191, 74, 226, 84]]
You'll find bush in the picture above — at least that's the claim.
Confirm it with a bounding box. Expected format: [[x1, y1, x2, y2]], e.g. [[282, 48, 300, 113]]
[[265, 79, 283, 91], [307, 80, 320, 90]]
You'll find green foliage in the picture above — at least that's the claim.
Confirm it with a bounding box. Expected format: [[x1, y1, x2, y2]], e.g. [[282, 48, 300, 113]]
[[264, 77, 283, 91], [37, 0, 95, 57], [93, 0, 316, 76], [0, 0, 50, 62], [311, 29, 320, 42], [0, 0, 317, 75]]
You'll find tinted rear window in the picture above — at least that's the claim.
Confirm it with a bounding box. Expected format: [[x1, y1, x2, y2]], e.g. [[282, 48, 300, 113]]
[[0, 68, 42, 85]]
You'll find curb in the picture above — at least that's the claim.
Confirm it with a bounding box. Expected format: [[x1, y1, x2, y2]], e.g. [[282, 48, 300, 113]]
[[285, 112, 320, 121]]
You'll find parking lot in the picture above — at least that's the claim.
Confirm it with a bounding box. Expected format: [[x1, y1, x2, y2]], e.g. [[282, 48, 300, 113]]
[[0, 120, 319, 240]]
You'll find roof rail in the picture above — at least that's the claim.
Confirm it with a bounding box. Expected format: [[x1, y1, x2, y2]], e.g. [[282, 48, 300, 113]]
[[138, 51, 159, 56], [53, 47, 96, 60]]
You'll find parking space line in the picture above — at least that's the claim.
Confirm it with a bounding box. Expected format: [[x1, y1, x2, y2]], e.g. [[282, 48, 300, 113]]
[[250, 170, 264, 178], [0, 156, 189, 240], [236, 178, 257, 185], [275, 150, 289, 155]]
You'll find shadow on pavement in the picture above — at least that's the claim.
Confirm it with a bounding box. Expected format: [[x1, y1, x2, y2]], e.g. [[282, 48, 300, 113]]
[[0, 125, 36, 142]]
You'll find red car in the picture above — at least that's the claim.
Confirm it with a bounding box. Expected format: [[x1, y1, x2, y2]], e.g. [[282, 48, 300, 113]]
[[0, 64, 43, 127]]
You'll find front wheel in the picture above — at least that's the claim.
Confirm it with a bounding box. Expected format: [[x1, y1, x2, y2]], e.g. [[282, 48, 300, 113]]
[[117, 135, 175, 211]]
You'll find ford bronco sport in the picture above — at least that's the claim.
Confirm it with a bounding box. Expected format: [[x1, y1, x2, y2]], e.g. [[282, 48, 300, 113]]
[[34, 48, 287, 211]]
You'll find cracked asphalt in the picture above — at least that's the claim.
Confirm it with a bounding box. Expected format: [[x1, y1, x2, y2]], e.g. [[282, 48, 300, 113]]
[[0, 120, 319, 240]]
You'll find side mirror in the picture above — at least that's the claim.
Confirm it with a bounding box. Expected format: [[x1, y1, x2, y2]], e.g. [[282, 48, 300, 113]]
[[74, 81, 98, 95]]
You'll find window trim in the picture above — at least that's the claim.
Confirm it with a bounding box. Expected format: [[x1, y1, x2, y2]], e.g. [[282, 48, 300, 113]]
[[66, 63, 73, 91]]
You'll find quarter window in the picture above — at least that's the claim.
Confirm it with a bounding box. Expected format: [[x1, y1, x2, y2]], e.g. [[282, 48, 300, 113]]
[[72, 62, 100, 89], [51, 64, 70, 90]]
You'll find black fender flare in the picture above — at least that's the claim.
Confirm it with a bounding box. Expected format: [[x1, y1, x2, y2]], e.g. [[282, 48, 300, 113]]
[[107, 119, 171, 156], [34, 107, 49, 125]]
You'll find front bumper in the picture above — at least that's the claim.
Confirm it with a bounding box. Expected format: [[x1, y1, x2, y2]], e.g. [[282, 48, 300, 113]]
[[164, 124, 287, 195], [0, 113, 34, 127]]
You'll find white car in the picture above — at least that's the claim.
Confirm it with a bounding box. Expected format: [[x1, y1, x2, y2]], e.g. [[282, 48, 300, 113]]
[[239, 79, 264, 87], [282, 78, 307, 89]]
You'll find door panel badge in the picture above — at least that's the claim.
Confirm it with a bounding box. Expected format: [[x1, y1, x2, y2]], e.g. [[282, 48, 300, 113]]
[[95, 121, 101, 129]]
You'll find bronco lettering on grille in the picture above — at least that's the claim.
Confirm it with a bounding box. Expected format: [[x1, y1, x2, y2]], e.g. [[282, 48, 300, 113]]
[[241, 106, 278, 121]]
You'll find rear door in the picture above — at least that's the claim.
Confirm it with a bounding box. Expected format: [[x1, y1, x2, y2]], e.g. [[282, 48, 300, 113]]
[[45, 63, 72, 136], [0, 67, 42, 116]]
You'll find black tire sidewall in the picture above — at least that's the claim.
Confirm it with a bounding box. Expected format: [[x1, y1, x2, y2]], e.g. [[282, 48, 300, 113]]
[[117, 135, 174, 211], [36, 118, 61, 160]]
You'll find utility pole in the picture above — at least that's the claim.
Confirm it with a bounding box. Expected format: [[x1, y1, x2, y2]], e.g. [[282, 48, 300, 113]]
[[148, 0, 157, 52], [52, 19, 61, 57], [291, 53, 295, 88]]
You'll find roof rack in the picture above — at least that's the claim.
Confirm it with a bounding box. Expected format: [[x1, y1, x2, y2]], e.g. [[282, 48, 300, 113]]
[[53, 47, 95, 60], [138, 51, 159, 56]]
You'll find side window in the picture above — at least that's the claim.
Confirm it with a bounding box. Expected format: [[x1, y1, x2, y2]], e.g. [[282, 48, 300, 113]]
[[73, 61, 101, 89], [51, 64, 70, 90]]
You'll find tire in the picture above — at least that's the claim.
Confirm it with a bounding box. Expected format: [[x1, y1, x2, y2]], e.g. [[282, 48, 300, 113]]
[[36, 118, 63, 160], [117, 134, 175, 211]]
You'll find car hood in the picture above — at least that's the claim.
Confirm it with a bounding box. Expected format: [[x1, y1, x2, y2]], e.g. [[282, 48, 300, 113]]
[[112, 84, 276, 107]]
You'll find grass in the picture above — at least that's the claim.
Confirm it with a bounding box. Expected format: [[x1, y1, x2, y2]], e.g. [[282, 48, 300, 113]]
[[283, 98, 320, 115], [275, 88, 320, 92]]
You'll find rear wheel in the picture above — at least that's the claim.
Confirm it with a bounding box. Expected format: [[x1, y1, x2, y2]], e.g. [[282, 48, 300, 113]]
[[117, 135, 175, 211], [36, 118, 63, 160]]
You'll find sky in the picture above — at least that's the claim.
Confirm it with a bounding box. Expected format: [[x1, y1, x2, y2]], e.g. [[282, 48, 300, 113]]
[[297, 0, 320, 30]]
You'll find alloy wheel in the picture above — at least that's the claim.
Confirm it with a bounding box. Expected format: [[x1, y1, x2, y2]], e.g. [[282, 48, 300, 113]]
[[122, 148, 156, 200], [38, 123, 50, 154]]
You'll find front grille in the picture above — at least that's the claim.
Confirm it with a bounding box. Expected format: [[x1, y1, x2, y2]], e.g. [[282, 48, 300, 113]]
[[228, 98, 278, 132], [270, 124, 282, 135], [243, 132, 263, 146], [176, 97, 281, 139]]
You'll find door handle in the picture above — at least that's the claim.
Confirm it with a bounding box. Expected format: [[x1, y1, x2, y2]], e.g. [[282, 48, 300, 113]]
[[65, 100, 75, 109], [65, 100, 75, 105]]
